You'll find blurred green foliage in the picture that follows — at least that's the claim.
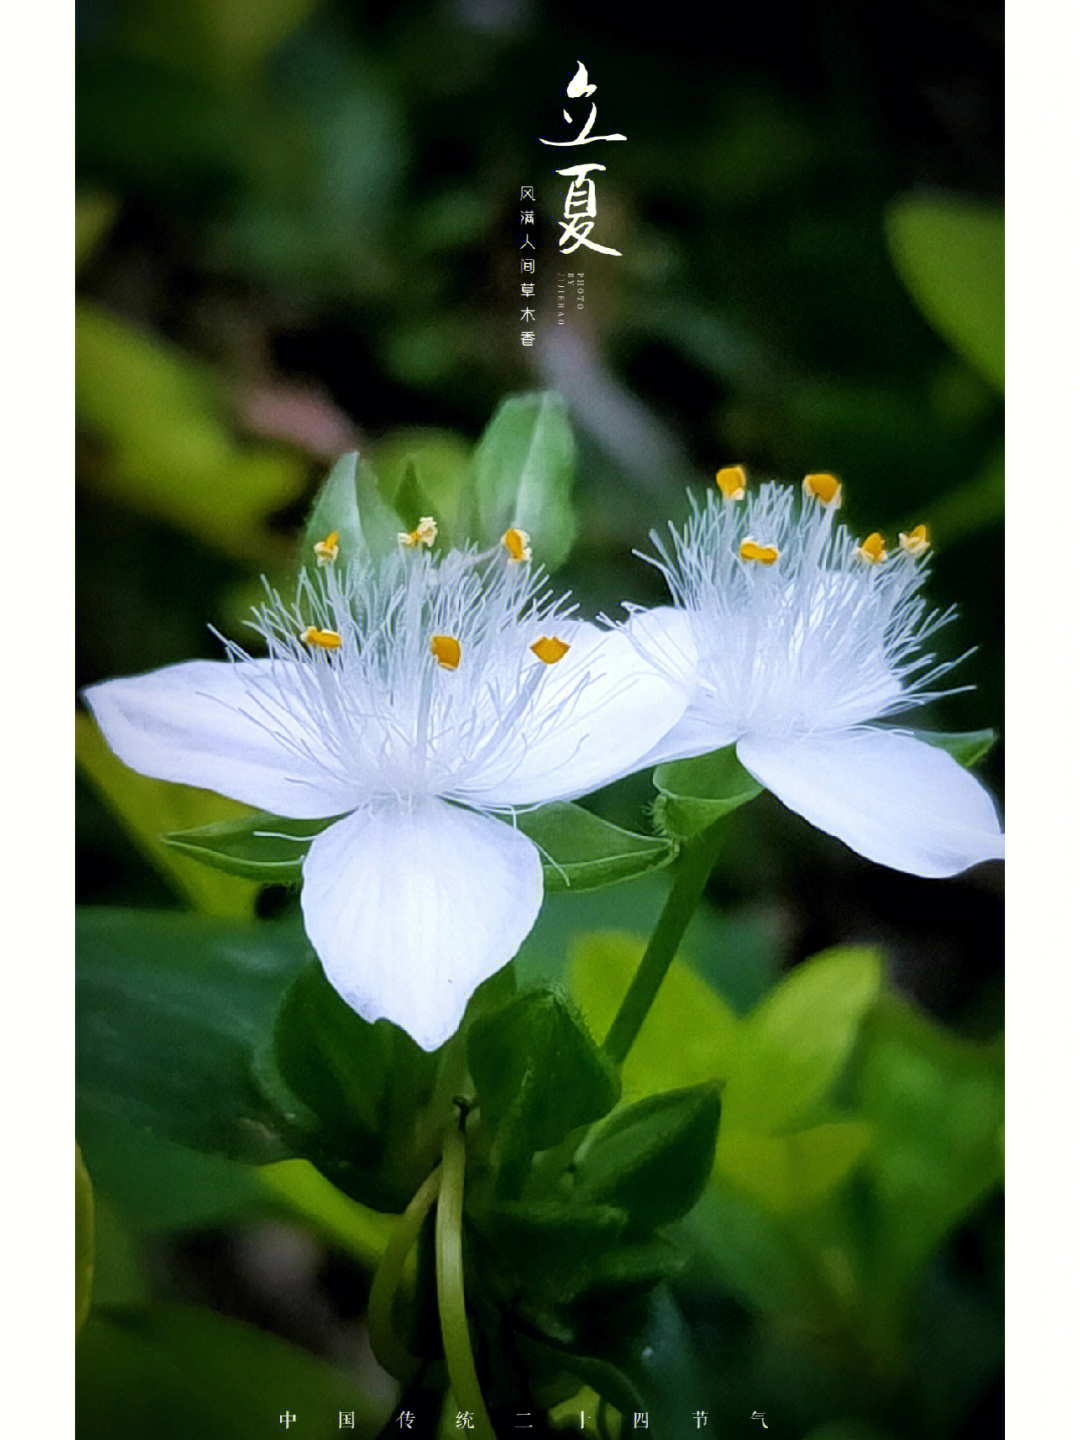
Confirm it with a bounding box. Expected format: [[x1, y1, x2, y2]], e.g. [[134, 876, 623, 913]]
[[77, 0, 1002, 1435]]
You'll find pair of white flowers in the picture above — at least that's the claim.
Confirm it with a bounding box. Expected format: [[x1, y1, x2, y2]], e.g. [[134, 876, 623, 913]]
[[86, 476, 1003, 1050]]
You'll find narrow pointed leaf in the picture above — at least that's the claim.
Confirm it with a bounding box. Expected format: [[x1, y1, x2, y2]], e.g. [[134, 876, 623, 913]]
[[470, 392, 577, 569], [393, 455, 443, 535], [302, 450, 401, 569]]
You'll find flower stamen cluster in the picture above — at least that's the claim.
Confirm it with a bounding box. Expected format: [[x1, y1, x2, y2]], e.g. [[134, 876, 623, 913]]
[[629, 472, 1002, 878]]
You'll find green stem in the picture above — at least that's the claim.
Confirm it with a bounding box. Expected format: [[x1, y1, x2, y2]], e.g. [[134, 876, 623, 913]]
[[603, 818, 727, 1067], [367, 1165, 442, 1382], [435, 1120, 497, 1440]]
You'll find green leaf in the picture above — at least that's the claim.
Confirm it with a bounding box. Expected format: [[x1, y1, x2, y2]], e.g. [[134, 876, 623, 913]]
[[88, 1197, 150, 1310], [271, 961, 442, 1211], [163, 810, 336, 882], [392, 454, 442, 533], [858, 992, 1004, 1290], [368, 429, 474, 545], [570, 931, 740, 1099], [302, 450, 402, 570], [723, 947, 883, 1133], [76, 301, 307, 559], [886, 197, 1004, 391], [574, 1084, 721, 1234], [907, 728, 997, 768], [258, 1160, 393, 1268], [714, 1120, 873, 1212], [469, 392, 577, 569], [78, 1116, 266, 1232], [514, 1333, 646, 1417], [481, 1200, 629, 1304], [651, 745, 762, 841], [157, 0, 323, 82], [76, 190, 120, 271], [78, 1306, 387, 1440], [468, 991, 620, 1182], [509, 804, 675, 891], [574, 1237, 686, 1295], [77, 908, 311, 1163], [77, 713, 259, 918], [685, 1183, 825, 1317], [76, 1146, 95, 1334]]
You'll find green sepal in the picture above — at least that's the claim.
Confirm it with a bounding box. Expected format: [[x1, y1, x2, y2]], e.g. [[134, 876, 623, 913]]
[[468, 392, 577, 570], [467, 991, 620, 1185], [651, 745, 761, 841], [908, 727, 997, 768], [507, 803, 676, 891], [163, 801, 676, 892], [163, 811, 338, 882], [302, 450, 401, 569], [573, 1083, 722, 1234]]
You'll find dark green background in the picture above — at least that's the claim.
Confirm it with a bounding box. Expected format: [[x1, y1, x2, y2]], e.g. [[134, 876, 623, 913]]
[[76, 3, 1003, 1436]]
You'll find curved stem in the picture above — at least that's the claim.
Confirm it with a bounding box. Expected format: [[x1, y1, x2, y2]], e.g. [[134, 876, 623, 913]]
[[436, 1120, 496, 1440], [603, 817, 727, 1067], [367, 1165, 442, 1382]]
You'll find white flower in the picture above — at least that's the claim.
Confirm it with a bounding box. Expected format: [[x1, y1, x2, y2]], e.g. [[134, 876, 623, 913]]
[[85, 550, 687, 1049], [629, 479, 1004, 878]]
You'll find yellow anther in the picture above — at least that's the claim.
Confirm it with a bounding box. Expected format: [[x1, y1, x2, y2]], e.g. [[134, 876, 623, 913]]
[[398, 516, 438, 549], [803, 472, 842, 506], [502, 527, 533, 563], [430, 634, 461, 669], [899, 523, 930, 557], [313, 531, 339, 565], [855, 532, 888, 564], [530, 636, 570, 665], [715, 465, 747, 501], [301, 626, 342, 650], [739, 538, 780, 565]]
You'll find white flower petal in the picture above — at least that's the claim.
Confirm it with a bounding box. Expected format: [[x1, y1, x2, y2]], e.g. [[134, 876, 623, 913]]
[[300, 798, 544, 1050], [632, 709, 743, 770], [83, 660, 362, 818], [626, 605, 700, 691], [624, 606, 739, 767], [458, 622, 689, 807], [736, 728, 1004, 878]]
